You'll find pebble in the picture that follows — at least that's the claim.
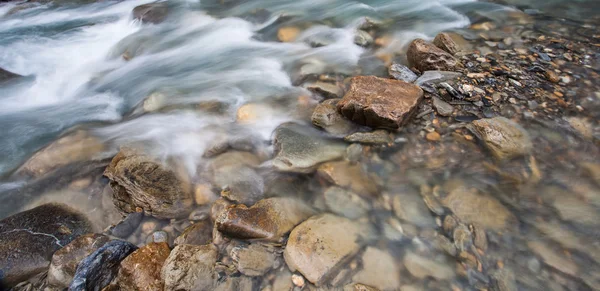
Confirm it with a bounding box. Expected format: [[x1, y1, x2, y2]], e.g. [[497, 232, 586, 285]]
[[425, 132, 441, 142]]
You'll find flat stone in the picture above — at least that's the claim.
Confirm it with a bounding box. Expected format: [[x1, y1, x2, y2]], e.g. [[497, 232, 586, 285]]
[[352, 247, 401, 291], [415, 71, 462, 86], [284, 214, 373, 286], [116, 242, 171, 291], [69, 240, 138, 291], [344, 130, 393, 145], [443, 187, 516, 231], [388, 63, 418, 83], [161, 244, 218, 291], [231, 244, 276, 276], [528, 241, 579, 276], [433, 33, 459, 55], [468, 117, 532, 161], [272, 123, 347, 173], [104, 148, 194, 219], [432, 97, 454, 117], [48, 234, 110, 288], [403, 252, 454, 280], [216, 197, 316, 242], [312, 99, 358, 136], [392, 192, 435, 227], [174, 219, 213, 246], [323, 186, 370, 219], [317, 161, 378, 197], [552, 195, 600, 227], [337, 76, 423, 129], [132, 2, 168, 24], [0, 203, 93, 288], [407, 39, 458, 72]]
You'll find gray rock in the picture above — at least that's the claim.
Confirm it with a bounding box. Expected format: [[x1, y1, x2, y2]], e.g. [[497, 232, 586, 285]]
[[231, 244, 276, 276], [415, 71, 462, 86], [352, 247, 401, 291], [388, 63, 418, 83], [354, 30, 373, 47], [312, 99, 358, 137], [214, 165, 264, 205], [468, 117, 532, 161], [272, 123, 347, 173], [323, 186, 370, 219], [344, 130, 393, 145], [161, 244, 218, 291], [132, 2, 168, 24], [432, 97, 454, 117], [392, 191, 434, 227], [0, 67, 23, 84], [110, 211, 143, 239], [48, 234, 111, 288], [69, 240, 138, 291], [174, 219, 213, 246], [0, 203, 93, 288]]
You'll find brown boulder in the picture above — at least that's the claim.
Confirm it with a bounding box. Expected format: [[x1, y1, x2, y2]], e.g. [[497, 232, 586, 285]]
[[104, 148, 194, 219], [216, 197, 315, 242], [116, 242, 171, 291], [433, 33, 459, 55], [407, 39, 458, 72], [337, 76, 423, 129]]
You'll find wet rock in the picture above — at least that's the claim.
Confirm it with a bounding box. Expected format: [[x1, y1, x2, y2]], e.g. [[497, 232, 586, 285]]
[[216, 197, 315, 242], [278, 27, 300, 42], [344, 130, 393, 145], [304, 81, 344, 99], [468, 117, 532, 161], [443, 187, 516, 231], [104, 148, 194, 219], [317, 161, 378, 197], [415, 70, 462, 86], [174, 219, 213, 246], [312, 99, 358, 136], [284, 214, 373, 286], [161, 244, 218, 291], [132, 2, 168, 24], [214, 276, 254, 291], [407, 39, 458, 72], [552, 195, 599, 227], [352, 247, 401, 291], [388, 63, 418, 83], [236, 103, 275, 124], [354, 30, 373, 47], [231, 244, 276, 276], [17, 130, 105, 178], [528, 241, 578, 276], [425, 132, 441, 142], [337, 76, 424, 129], [323, 186, 370, 219], [48, 234, 110, 288], [110, 211, 143, 239], [544, 69, 560, 83], [472, 225, 488, 251], [69, 240, 138, 291], [403, 252, 454, 280], [490, 268, 517, 291], [433, 33, 459, 55], [566, 117, 593, 140], [392, 192, 434, 227], [116, 242, 170, 291], [272, 269, 293, 291], [453, 224, 473, 252], [0, 67, 23, 84], [272, 123, 346, 173], [432, 97, 454, 117], [0, 203, 92, 288], [214, 164, 264, 205], [150, 231, 168, 243]]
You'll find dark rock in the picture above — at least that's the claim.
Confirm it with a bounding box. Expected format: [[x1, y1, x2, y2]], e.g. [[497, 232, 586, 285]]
[[174, 219, 213, 246], [216, 197, 315, 242], [69, 240, 137, 291], [0, 67, 23, 84], [312, 99, 358, 137], [104, 148, 194, 219], [132, 2, 168, 24], [0, 203, 93, 288], [109, 211, 143, 239], [337, 76, 424, 129], [161, 244, 218, 291], [388, 63, 418, 82], [116, 242, 171, 291], [407, 39, 458, 72], [48, 234, 111, 288], [433, 33, 460, 55], [272, 123, 346, 173]]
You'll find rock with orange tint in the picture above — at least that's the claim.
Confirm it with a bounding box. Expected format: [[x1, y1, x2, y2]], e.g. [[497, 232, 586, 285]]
[[216, 197, 315, 242], [433, 32, 459, 55], [407, 39, 458, 72], [337, 76, 423, 129], [116, 242, 171, 291], [443, 187, 516, 231], [317, 161, 378, 197], [277, 27, 300, 42]]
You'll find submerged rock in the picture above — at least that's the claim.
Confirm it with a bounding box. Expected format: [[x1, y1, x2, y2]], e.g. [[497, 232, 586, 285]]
[[528, 241, 578, 277], [415, 70, 462, 86], [433, 32, 460, 55], [174, 219, 213, 246], [304, 81, 344, 99], [104, 148, 194, 219], [323, 186, 370, 219], [48, 234, 111, 288], [392, 192, 435, 227], [231, 244, 276, 276], [0, 203, 92, 288], [403, 252, 455, 280], [161, 244, 218, 291], [388, 63, 418, 83], [132, 2, 168, 24], [116, 242, 171, 291], [284, 214, 373, 286], [69, 240, 138, 291], [317, 161, 378, 197], [216, 197, 316, 242], [312, 99, 358, 136], [0, 67, 23, 84], [407, 39, 458, 72], [352, 247, 401, 291], [354, 30, 373, 47], [443, 187, 516, 231], [344, 130, 393, 145], [272, 123, 347, 173], [337, 76, 424, 129], [213, 164, 264, 205], [468, 117, 532, 161]]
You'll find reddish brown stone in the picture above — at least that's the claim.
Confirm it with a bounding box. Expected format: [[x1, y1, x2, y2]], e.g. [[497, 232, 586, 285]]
[[337, 76, 423, 129], [433, 33, 459, 55], [116, 242, 171, 291], [407, 39, 458, 72]]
